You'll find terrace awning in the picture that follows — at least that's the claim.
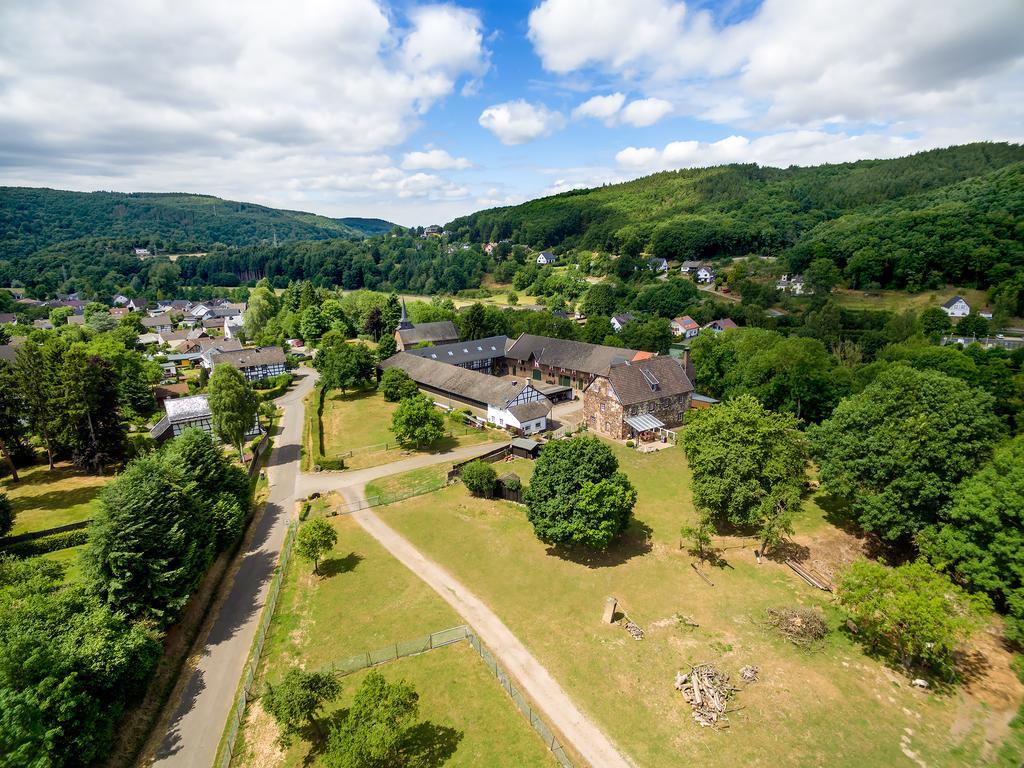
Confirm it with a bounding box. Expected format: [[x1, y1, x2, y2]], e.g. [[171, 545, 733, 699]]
[[624, 414, 665, 432]]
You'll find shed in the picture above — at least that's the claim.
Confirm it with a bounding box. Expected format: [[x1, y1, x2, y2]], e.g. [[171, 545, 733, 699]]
[[510, 437, 541, 459]]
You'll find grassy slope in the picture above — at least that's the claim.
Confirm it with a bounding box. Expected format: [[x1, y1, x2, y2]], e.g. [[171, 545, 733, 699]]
[[2, 464, 106, 537], [231, 514, 553, 767], [376, 443, 1015, 768]]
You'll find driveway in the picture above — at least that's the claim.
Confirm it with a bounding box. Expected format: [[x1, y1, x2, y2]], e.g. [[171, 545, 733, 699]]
[[333, 482, 634, 768], [150, 368, 316, 767]]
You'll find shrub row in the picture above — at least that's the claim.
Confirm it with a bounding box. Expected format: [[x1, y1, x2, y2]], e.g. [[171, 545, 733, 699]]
[[1, 528, 89, 557]]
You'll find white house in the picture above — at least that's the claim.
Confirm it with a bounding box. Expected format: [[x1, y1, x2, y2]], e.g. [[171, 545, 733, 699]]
[[224, 314, 246, 338], [776, 274, 808, 295], [648, 257, 669, 273], [133, 247, 151, 257], [941, 296, 971, 318], [670, 315, 700, 338], [695, 266, 716, 284], [610, 313, 635, 332], [536, 251, 557, 266], [680, 260, 704, 275]]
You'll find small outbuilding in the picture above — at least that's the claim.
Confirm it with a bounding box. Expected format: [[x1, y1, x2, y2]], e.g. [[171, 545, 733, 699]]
[[510, 437, 541, 459]]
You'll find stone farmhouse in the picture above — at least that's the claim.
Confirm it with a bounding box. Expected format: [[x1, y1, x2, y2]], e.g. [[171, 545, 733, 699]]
[[583, 356, 695, 440], [381, 352, 552, 435]]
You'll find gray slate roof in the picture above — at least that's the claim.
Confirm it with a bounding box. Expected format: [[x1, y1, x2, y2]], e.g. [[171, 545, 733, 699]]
[[942, 295, 968, 309], [164, 394, 212, 422], [508, 401, 552, 422], [504, 333, 639, 376], [396, 321, 460, 346], [603, 356, 694, 406], [381, 352, 550, 412], [405, 335, 509, 366]]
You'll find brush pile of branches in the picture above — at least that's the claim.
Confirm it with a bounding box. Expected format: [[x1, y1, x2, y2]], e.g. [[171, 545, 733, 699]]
[[674, 665, 737, 728], [764, 606, 828, 648]]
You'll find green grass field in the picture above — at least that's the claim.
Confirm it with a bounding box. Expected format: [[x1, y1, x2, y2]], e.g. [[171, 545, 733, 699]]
[[318, 389, 494, 470], [231, 515, 555, 767], [2, 464, 106, 537], [828, 286, 991, 314], [38, 544, 88, 583], [375, 441, 1020, 768]]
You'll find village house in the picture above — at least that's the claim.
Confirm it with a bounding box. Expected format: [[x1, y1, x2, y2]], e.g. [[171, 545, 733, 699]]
[[536, 251, 557, 266], [125, 297, 147, 312], [704, 318, 739, 332], [503, 333, 641, 394], [108, 307, 130, 318], [150, 394, 215, 441], [695, 265, 717, 284], [941, 295, 971, 318], [393, 302, 460, 351], [0, 313, 17, 325], [583, 356, 695, 441], [776, 274, 808, 295], [610, 313, 635, 332], [670, 315, 700, 338], [380, 352, 552, 435], [679, 260, 704, 275], [208, 345, 287, 382], [141, 314, 174, 333], [647, 257, 669, 273]]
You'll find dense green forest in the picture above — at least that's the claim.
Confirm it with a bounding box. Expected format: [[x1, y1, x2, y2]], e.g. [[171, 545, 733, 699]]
[[0, 188, 395, 258], [446, 143, 1024, 291]]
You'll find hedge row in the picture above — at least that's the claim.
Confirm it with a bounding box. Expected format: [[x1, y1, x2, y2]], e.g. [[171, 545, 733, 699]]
[[310, 386, 345, 471], [1, 528, 89, 557], [254, 372, 295, 401]]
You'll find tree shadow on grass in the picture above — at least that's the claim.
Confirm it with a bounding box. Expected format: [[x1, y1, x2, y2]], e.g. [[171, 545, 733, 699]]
[[10, 484, 101, 514], [545, 519, 653, 568], [764, 539, 812, 564], [319, 552, 363, 579], [814, 493, 862, 535]]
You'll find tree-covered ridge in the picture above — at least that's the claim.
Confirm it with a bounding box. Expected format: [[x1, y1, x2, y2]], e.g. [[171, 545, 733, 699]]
[[0, 188, 395, 258], [445, 143, 1024, 290]]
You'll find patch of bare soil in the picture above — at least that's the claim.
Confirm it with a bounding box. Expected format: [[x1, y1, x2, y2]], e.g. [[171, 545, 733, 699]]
[[792, 525, 869, 584], [954, 624, 1024, 758], [234, 699, 286, 768]]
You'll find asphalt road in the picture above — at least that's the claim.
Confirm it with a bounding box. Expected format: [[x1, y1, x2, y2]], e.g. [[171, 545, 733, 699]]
[[151, 368, 316, 768]]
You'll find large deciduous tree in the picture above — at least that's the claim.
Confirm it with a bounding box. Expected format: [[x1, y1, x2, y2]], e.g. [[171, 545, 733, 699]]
[[809, 366, 1001, 542], [379, 368, 419, 402], [523, 436, 637, 550], [919, 435, 1024, 643], [390, 395, 445, 449], [263, 668, 341, 748], [58, 349, 126, 474], [681, 394, 807, 559], [324, 671, 420, 768], [836, 560, 986, 676], [295, 518, 338, 576], [314, 340, 376, 394], [208, 364, 259, 461]]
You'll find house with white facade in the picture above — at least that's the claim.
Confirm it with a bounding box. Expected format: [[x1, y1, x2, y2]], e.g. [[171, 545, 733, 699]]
[[610, 313, 635, 332], [670, 315, 700, 338], [380, 352, 552, 435], [536, 251, 557, 266], [695, 265, 716, 284], [776, 274, 808, 295], [941, 296, 971, 318]]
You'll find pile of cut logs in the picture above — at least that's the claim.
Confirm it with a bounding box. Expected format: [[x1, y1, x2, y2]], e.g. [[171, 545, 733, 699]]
[[623, 619, 645, 640], [674, 665, 737, 728]]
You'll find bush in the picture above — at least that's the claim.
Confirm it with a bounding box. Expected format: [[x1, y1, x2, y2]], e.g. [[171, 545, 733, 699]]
[[1, 528, 89, 557], [625, 439, 635, 448], [502, 475, 522, 493], [380, 368, 419, 402], [461, 460, 497, 498], [255, 372, 295, 400]]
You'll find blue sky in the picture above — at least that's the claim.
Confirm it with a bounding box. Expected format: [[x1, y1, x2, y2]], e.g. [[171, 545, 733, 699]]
[[1, 0, 1022, 226]]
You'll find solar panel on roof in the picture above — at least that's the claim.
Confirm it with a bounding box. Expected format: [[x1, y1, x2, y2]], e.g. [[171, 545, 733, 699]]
[[640, 368, 660, 391]]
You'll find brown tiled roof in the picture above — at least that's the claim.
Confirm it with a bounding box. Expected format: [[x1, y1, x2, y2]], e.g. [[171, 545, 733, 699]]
[[211, 345, 286, 369], [602, 356, 694, 406], [508, 401, 551, 422], [153, 383, 189, 401]]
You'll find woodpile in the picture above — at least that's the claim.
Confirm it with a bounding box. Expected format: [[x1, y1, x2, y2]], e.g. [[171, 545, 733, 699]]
[[674, 665, 737, 728], [623, 619, 645, 640], [785, 559, 833, 591], [764, 606, 828, 648]]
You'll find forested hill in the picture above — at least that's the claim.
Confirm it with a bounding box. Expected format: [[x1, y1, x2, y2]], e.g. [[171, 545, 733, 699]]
[[0, 188, 396, 258], [446, 142, 1024, 290]]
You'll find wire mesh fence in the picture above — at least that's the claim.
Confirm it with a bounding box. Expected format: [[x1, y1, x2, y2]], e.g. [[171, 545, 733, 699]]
[[217, 520, 298, 768], [323, 625, 471, 676], [466, 631, 575, 768]]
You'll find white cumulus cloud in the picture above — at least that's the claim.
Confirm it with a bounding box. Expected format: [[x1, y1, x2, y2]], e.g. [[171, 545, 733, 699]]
[[478, 100, 565, 145], [571, 93, 626, 122], [401, 149, 472, 170], [620, 97, 673, 127]]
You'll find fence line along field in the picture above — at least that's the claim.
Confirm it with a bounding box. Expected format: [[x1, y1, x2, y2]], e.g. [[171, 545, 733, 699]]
[[229, 513, 558, 767]]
